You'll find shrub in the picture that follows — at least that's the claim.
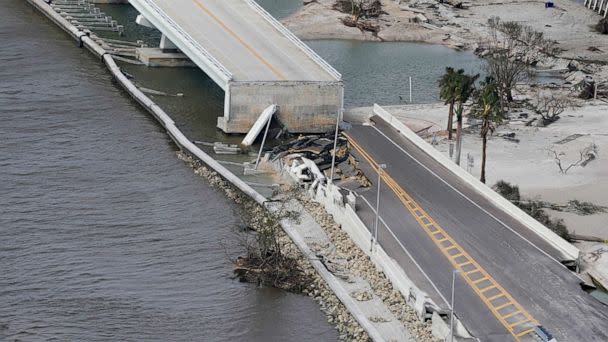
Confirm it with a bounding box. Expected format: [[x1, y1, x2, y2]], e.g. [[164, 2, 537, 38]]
[[493, 180, 571, 241]]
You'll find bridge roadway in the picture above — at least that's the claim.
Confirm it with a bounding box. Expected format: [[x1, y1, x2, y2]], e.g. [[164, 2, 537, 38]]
[[129, 0, 343, 133], [345, 118, 608, 341], [144, 0, 336, 82]]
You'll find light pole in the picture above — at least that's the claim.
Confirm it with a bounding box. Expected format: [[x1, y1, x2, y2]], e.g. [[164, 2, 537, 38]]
[[371, 163, 387, 251], [450, 269, 460, 342], [329, 108, 343, 183], [409, 76, 412, 103], [254, 113, 273, 170]]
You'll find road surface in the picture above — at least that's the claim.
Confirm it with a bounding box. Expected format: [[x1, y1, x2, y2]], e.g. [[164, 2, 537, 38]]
[[344, 117, 608, 341], [143, 0, 336, 82]]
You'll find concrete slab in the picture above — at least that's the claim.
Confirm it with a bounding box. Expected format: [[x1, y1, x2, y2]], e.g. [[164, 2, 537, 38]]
[[135, 47, 194, 67]]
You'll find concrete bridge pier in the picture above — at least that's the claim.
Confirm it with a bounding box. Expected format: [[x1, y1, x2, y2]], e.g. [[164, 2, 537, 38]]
[[136, 14, 175, 51], [219, 81, 343, 134], [129, 0, 344, 134]]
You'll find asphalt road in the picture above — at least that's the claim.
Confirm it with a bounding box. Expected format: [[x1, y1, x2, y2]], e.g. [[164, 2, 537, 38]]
[[149, 0, 335, 82], [344, 118, 608, 341]]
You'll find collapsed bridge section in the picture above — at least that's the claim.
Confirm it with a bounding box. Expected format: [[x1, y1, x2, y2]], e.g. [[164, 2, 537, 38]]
[[129, 0, 344, 133]]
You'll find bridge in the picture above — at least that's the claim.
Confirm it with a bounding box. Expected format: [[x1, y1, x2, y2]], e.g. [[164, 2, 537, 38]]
[[129, 0, 343, 133], [343, 109, 608, 341]]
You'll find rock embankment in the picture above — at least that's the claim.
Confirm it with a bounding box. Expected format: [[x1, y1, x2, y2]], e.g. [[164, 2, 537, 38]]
[[299, 196, 436, 341], [176, 151, 372, 340]]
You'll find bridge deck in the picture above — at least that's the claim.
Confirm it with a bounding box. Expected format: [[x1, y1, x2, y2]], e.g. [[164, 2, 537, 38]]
[[151, 0, 336, 82], [346, 119, 608, 341]]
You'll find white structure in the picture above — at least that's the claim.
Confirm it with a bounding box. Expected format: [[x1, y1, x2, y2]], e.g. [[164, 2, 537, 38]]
[[129, 0, 344, 133], [584, 0, 608, 18]]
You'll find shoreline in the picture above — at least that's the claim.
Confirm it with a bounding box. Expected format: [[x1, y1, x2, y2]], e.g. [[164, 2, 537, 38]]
[[282, 0, 465, 48], [283, 0, 608, 72], [25, 0, 439, 340]]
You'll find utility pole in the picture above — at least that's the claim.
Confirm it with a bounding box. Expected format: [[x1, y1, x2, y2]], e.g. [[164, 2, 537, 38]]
[[371, 163, 387, 251], [409, 76, 413, 103], [450, 270, 460, 342], [329, 108, 342, 183]]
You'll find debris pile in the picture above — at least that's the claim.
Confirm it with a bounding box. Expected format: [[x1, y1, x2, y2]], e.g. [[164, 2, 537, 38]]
[[270, 134, 371, 189]]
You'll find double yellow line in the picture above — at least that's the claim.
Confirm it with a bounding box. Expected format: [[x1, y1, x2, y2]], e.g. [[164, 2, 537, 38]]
[[191, 0, 286, 80], [346, 133, 539, 341]]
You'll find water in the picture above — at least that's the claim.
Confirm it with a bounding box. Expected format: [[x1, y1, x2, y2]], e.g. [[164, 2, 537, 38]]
[[307, 40, 482, 106], [256, 0, 302, 19], [0, 1, 337, 341], [99, 0, 483, 116], [257, 0, 483, 106]]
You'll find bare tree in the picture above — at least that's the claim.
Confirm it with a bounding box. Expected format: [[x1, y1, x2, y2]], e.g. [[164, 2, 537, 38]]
[[333, 0, 382, 20], [532, 91, 572, 126], [483, 17, 559, 106], [548, 143, 599, 174]]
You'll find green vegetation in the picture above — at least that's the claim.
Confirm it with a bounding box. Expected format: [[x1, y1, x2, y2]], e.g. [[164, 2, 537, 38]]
[[470, 77, 503, 184], [493, 180, 571, 241]]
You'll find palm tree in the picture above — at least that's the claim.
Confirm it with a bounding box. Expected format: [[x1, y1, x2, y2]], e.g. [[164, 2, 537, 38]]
[[453, 71, 479, 166], [470, 77, 502, 184], [438, 67, 457, 140]]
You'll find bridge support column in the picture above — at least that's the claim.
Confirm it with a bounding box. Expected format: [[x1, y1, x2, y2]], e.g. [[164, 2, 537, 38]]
[[217, 81, 344, 134], [135, 14, 155, 28], [159, 34, 178, 52], [135, 14, 178, 52]]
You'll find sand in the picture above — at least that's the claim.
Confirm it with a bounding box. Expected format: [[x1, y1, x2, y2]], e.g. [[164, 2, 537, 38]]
[[284, 0, 608, 65], [282, 0, 462, 46], [361, 101, 608, 240]]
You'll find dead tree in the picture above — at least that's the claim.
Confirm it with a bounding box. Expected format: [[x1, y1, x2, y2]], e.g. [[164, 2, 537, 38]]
[[333, 0, 382, 20], [532, 92, 572, 126], [548, 143, 599, 174], [482, 17, 559, 106]]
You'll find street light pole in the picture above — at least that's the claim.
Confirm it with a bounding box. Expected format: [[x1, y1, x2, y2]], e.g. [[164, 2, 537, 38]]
[[254, 114, 273, 170], [329, 108, 342, 183], [450, 269, 460, 342], [409, 76, 412, 103], [371, 163, 387, 252]]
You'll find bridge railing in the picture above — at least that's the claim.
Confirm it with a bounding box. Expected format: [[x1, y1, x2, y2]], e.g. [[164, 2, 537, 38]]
[[244, 0, 342, 81], [136, 0, 233, 82]]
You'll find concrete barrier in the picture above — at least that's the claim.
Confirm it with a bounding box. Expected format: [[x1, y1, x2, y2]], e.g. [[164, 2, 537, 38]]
[[372, 104, 581, 264], [27, 0, 86, 43], [82, 36, 107, 60], [282, 166, 474, 340], [310, 182, 440, 319]]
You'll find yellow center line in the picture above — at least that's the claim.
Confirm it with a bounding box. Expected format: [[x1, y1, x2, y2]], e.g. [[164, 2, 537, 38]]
[[191, 0, 287, 80], [345, 133, 539, 341]]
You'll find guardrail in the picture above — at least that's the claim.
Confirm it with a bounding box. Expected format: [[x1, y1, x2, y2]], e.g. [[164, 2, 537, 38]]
[[244, 0, 342, 81], [133, 0, 233, 82], [584, 0, 608, 17], [372, 104, 581, 264]]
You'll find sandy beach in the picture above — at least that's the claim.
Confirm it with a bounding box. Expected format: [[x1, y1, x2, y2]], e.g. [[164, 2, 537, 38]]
[[350, 101, 608, 240], [284, 0, 608, 63]]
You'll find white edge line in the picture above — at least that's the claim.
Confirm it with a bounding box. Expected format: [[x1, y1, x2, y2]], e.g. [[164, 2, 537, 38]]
[[243, 0, 342, 80], [358, 194, 450, 307], [368, 124, 571, 271]]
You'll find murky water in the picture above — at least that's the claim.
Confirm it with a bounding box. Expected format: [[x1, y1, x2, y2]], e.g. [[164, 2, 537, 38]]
[[0, 1, 337, 341]]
